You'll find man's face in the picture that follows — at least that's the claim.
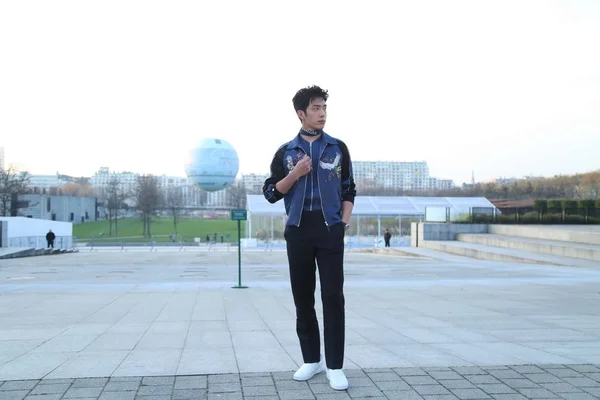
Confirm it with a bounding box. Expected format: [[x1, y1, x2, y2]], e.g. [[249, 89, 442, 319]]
[[298, 97, 327, 130]]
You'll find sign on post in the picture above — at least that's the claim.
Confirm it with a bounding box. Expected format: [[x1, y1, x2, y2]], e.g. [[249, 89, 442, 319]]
[[231, 209, 247, 221], [231, 209, 248, 289]]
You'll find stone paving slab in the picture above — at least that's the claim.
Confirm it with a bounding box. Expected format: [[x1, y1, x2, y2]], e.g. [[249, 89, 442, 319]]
[[1, 365, 599, 399]]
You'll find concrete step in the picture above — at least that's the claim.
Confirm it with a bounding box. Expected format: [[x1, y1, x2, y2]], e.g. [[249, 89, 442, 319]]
[[0, 248, 36, 259], [489, 225, 600, 246], [457, 234, 600, 262], [420, 240, 600, 269], [0, 247, 74, 260]]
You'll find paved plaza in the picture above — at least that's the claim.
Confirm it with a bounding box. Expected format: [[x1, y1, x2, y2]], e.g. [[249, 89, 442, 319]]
[[1, 248, 600, 399]]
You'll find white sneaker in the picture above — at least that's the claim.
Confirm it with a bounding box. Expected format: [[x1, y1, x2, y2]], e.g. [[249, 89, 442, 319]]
[[293, 356, 325, 381], [327, 368, 349, 390]]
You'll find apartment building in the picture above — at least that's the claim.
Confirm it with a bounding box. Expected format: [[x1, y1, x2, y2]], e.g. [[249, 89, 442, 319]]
[[352, 161, 454, 191], [241, 173, 268, 194]]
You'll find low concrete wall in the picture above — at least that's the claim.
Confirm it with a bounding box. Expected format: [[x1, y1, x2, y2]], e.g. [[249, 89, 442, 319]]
[[411, 223, 488, 247], [0, 217, 73, 249], [458, 233, 600, 262], [0, 217, 72, 238], [489, 225, 600, 246]]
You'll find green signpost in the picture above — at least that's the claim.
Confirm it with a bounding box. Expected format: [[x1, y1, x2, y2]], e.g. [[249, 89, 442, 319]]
[[231, 209, 248, 289]]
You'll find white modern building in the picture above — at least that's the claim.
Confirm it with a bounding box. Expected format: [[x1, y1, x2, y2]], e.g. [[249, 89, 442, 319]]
[[156, 175, 207, 207], [90, 167, 139, 196], [352, 161, 454, 191], [426, 177, 455, 190], [241, 173, 268, 194], [206, 189, 228, 207], [27, 174, 69, 190]]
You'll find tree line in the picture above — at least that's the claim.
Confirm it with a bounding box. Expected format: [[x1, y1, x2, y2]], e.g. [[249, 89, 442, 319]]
[[357, 169, 600, 200], [101, 176, 248, 238]]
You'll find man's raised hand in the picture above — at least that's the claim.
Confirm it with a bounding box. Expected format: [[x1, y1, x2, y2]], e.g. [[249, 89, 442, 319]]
[[292, 155, 312, 179]]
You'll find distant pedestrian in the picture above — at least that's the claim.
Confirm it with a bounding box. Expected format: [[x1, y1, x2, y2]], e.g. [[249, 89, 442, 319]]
[[46, 230, 55, 249], [384, 229, 391, 247]]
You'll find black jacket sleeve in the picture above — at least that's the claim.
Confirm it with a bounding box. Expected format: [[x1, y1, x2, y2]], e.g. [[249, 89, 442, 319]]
[[262, 144, 287, 203], [338, 140, 357, 204]]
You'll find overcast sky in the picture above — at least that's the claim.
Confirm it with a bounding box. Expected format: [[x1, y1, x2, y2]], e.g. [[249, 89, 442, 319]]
[[1, 0, 599, 185]]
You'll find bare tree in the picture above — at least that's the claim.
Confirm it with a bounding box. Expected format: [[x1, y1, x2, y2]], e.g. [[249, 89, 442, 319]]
[[106, 177, 127, 236], [166, 186, 185, 235], [226, 180, 247, 209], [62, 182, 96, 197], [49, 187, 63, 196], [135, 175, 162, 237], [0, 165, 30, 216]]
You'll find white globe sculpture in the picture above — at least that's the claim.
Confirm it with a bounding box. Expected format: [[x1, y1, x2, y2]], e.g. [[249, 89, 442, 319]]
[[185, 138, 240, 192]]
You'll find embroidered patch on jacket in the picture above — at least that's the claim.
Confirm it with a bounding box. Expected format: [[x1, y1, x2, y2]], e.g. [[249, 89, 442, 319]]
[[320, 153, 342, 181], [319, 153, 340, 170], [285, 155, 295, 174], [285, 151, 306, 175]]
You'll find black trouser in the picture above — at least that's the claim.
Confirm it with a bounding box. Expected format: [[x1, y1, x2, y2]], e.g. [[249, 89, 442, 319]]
[[384, 238, 390, 247], [47, 240, 54, 248], [284, 211, 345, 370]]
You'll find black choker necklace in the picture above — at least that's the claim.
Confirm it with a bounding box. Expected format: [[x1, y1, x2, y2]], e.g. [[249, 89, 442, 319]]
[[300, 128, 322, 137]]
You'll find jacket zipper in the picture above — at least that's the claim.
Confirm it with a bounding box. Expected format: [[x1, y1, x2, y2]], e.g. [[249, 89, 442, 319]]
[[317, 143, 329, 229], [309, 142, 313, 211], [297, 149, 308, 227]]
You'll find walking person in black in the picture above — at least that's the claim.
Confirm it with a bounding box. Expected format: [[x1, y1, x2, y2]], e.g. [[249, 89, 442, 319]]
[[384, 229, 392, 247], [46, 229, 55, 249], [263, 86, 356, 390]]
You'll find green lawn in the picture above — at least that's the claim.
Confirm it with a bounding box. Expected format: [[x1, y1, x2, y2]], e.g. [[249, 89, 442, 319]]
[[74, 217, 246, 243]]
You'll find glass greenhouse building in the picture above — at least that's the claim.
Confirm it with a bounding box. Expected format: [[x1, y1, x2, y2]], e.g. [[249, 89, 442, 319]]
[[245, 194, 497, 246]]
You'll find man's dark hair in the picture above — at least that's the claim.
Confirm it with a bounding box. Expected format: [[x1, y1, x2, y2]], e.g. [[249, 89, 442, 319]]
[[292, 85, 329, 118]]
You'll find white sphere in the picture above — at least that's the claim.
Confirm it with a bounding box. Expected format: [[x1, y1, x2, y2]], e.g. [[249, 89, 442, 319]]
[[185, 138, 239, 192]]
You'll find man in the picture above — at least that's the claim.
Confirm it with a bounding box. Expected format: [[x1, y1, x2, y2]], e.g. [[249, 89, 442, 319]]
[[384, 229, 392, 247], [263, 85, 356, 390], [46, 229, 55, 249]]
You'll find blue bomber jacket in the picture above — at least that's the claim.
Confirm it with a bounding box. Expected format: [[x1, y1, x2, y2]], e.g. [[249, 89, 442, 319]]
[[262, 131, 357, 228]]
